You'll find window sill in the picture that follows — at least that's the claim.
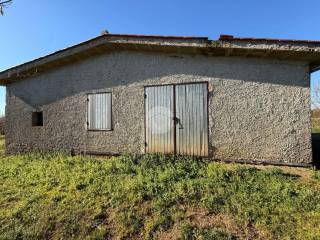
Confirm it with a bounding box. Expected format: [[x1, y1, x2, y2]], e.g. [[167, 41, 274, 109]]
[[87, 129, 113, 132]]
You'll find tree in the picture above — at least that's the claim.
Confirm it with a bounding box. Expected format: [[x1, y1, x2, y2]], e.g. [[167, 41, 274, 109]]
[[0, 0, 12, 15], [312, 83, 320, 109], [312, 77, 320, 110]]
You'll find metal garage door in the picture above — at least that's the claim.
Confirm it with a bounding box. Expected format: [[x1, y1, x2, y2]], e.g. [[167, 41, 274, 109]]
[[145, 82, 208, 156], [175, 83, 208, 156], [145, 85, 175, 154]]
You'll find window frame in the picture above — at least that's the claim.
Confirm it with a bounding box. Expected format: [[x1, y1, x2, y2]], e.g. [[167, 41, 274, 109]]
[[86, 91, 113, 131]]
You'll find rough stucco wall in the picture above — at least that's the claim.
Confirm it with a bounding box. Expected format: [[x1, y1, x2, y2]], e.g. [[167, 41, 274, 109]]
[[5, 50, 312, 163]]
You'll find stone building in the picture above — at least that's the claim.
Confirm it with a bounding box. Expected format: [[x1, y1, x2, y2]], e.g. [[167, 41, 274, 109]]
[[1, 33, 320, 166]]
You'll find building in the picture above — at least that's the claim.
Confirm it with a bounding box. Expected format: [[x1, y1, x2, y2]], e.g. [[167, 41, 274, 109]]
[[1, 33, 320, 166]]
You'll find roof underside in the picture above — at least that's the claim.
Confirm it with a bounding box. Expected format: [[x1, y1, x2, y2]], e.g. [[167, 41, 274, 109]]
[[1, 33, 320, 85]]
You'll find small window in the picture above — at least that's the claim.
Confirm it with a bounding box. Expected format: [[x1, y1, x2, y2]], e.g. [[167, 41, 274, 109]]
[[87, 92, 112, 130], [32, 112, 43, 126]]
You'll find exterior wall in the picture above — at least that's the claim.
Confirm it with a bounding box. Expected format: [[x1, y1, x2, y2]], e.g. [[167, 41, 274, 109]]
[[5, 50, 312, 164]]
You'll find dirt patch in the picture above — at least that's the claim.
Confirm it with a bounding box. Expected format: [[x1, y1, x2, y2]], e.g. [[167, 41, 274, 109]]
[[156, 206, 271, 240]]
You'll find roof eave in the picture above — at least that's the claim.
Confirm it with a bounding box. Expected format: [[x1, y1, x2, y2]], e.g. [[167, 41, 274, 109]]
[[0, 38, 212, 85], [0, 34, 213, 85], [1, 34, 320, 85]]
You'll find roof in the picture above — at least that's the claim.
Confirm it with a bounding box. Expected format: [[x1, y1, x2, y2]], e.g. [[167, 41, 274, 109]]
[[219, 34, 320, 44], [1, 33, 320, 85]]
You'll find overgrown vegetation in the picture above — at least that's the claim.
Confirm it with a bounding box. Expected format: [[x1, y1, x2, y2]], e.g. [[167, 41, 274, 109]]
[[0, 135, 4, 155], [0, 116, 5, 135], [0, 139, 320, 239], [311, 109, 320, 133], [312, 118, 320, 133]]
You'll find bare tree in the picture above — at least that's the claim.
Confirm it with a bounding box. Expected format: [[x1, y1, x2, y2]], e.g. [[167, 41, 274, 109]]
[[312, 81, 320, 110], [0, 0, 12, 15]]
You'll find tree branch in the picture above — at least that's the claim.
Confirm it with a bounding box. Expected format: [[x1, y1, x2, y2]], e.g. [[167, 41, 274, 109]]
[[0, 0, 12, 5], [0, 0, 12, 15]]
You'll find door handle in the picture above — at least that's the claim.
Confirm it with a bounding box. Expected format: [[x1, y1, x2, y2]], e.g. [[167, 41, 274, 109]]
[[173, 117, 183, 129]]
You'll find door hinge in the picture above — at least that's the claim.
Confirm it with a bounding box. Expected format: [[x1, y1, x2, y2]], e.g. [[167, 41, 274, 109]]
[[145, 142, 148, 147], [144, 94, 147, 99]]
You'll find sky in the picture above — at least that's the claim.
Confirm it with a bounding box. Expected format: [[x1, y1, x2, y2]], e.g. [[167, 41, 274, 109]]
[[0, 0, 320, 115]]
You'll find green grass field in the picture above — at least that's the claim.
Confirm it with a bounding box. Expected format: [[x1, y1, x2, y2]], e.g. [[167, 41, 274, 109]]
[[0, 136, 320, 239]]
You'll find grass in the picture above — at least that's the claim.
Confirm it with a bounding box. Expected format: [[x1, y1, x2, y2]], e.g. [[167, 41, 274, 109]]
[[0, 136, 320, 239], [0, 134, 4, 156]]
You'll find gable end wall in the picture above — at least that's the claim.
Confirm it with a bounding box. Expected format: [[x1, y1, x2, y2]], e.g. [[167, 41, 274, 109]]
[[5, 50, 312, 164]]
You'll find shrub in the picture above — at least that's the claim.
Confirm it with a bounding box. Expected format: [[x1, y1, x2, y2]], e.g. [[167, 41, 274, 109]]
[[0, 116, 4, 135]]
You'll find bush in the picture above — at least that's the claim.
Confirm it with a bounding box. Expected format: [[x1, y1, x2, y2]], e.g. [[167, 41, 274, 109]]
[[0, 116, 4, 135]]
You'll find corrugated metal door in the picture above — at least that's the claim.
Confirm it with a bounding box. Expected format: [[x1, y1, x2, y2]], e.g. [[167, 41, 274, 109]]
[[87, 93, 112, 130], [175, 83, 208, 156], [145, 82, 208, 156], [145, 85, 175, 154]]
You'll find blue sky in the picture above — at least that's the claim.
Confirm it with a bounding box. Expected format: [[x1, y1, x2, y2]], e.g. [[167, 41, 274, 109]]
[[1, 0, 320, 115]]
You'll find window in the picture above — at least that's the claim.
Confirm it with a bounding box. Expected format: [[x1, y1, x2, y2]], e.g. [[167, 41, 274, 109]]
[[32, 112, 43, 126], [87, 92, 112, 130]]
